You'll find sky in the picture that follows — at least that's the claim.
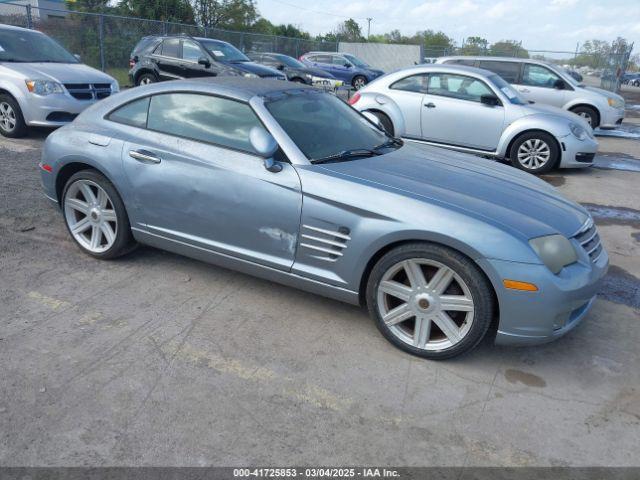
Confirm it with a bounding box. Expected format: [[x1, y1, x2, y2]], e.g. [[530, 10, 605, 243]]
[[256, 0, 640, 53]]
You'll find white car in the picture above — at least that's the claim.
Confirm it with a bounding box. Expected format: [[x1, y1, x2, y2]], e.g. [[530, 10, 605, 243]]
[[349, 64, 598, 174], [436, 56, 625, 129], [0, 24, 118, 138]]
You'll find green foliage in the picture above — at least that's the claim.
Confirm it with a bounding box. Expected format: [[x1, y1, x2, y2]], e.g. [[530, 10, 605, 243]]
[[336, 18, 363, 42], [117, 0, 195, 23], [460, 36, 488, 55], [192, 0, 258, 29], [489, 40, 528, 58]]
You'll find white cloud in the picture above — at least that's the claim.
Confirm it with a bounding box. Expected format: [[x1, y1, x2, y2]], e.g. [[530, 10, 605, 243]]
[[410, 0, 479, 17], [549, 0, 578, 8], [484, 1, 519, 19]]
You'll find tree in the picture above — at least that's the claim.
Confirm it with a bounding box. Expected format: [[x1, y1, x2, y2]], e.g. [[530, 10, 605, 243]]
[[336, 18, 363, 42], [414, 30, 455, 56], [489, 40, 528, 58], [191, 0, 258, 29], [65, 0, 111, 13], [118, 0, 195, 23], [460, 36, 488, 55]]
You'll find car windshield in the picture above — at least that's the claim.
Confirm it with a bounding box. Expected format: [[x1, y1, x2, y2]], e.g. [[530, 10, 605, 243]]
[[200, 40, 250, 62], [488, 75, 527, 105], [344, 54, 369, 68], [265, 92, 397, 162], [548, 63, 582, 87], [276, 55, 305, 68], [0, 29, 78, 63]]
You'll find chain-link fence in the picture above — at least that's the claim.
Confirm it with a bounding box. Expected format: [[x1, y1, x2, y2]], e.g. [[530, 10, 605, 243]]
[[0, 2, 337, 86]]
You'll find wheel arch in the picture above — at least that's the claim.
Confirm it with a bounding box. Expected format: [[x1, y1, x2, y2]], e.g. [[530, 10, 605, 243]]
[[567, 103, 601, 127], [358, 95, 406, 137], [133, 68, 157, 84], [55, 160, 117, 205], [502, 128, 562, 162], [0, 85, 28, 116]]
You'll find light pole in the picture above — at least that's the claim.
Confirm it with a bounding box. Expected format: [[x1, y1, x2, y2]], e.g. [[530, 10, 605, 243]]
[[366, 17, 372, 39]]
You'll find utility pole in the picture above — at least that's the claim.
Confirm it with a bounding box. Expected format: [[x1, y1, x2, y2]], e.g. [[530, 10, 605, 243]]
[[366, 18, 372, 39]]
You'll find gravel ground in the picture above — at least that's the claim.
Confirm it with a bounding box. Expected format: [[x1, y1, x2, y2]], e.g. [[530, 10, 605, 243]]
[[1, 115, 639, 466]]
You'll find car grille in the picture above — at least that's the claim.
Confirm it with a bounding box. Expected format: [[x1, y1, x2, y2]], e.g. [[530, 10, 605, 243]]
[[64, 83, 112, 100], [573, 218, 603, 263]]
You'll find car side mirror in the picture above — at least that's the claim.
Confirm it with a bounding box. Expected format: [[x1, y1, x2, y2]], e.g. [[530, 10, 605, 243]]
[[276, 64, 285, 71], [554, 79, 566, 90], [344, 62, 352, 68], [74, 54, 81, 61], [250, 127, 281, 172], [480, 94, 500, 107], [198, 56, 211, 68]]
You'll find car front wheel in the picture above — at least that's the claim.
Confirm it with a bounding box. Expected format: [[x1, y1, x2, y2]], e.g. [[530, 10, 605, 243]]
[[136, 73, 157, 86], [0, 94, 27, 138], [366, 243, 494, 360], [510, 131, 560, 174], [570, 106, 599, 128], [62, 170, 136, 259]]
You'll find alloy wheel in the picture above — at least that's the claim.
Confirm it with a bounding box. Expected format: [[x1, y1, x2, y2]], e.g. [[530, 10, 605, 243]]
[[577, 111, 592, 126], [0, 102, 17, 133], [353, 77, 366, 90], [376, 258, 475, 351], [140, 77, 153, 85], [64, 179, 118, 254], [517, 138, 551, 170]]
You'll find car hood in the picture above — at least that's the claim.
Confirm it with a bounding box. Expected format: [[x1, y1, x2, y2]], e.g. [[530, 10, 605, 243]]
[[582, 85, 624, 103], [225, 61, 283, 77], [315, 144, 589, 240], [366, 68, 384, 76], [518, 102, 591, 129], [3, 62, 116, 84]]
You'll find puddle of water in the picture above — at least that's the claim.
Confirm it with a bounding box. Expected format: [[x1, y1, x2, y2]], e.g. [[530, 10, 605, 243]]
[[582, 203, 640, 228], [600, 265, 640, 310], [595, 123, 640, 139], [593, 154, 640, 172]]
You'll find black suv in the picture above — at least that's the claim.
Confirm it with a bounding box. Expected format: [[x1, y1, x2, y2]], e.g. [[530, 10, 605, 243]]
[[129, 35, 286, 86], [247, 52, 336, 85]]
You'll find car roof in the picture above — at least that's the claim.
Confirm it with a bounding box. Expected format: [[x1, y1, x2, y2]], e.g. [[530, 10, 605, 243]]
[[392, 63, 497, 79], [0, 23, 42, 33], [439, 56, 557, 68]]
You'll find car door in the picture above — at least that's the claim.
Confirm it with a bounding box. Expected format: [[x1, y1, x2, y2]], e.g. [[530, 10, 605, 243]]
[[152, 38, 183, 80], [310, 54, 339, 79], [329, 55, 352, 81], [118, 92, 302, 271], [512, 63, 568, 107], [386, 73, 429, 138], [180, 39, 217, 78], [420, 72, 505, 151]]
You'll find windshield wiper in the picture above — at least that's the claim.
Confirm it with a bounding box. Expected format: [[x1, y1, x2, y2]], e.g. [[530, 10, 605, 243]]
[[373, 137, 403, 152], [312, 148, 380, 164]]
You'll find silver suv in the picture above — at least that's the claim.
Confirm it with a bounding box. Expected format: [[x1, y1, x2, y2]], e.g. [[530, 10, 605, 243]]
[[437, 56, 625, 129], [0, 24, 118, 137]]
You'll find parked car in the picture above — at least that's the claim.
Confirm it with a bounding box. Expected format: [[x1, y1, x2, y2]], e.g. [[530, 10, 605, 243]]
[[40, 77, 608, 359], [0, 23, 118, 138], [247, 52, 343, 88], [350, 64, 597, 174], [437, 56, 625, 128], [622, 72, 640, 86], [564, 68, 583, 83], [128, 35, 286, 86], [300, 52, 383, 90]]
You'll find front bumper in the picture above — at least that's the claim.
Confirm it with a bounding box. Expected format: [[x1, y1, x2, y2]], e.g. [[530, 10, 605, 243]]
[[21, 92, 104, 127], [477, 247, 609, 346], [311, 77, 344, 89], [599, 106, 625, 129], [558, 134, 598, 168]]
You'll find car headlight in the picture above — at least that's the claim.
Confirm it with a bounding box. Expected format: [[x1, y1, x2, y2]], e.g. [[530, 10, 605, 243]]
[[111, 82, 120, 93], [25, 80, 64, 95], [243, 72, 259, 78], [529, 234, 578, 274], [304, 73, 312, 79], [607, 97, 624, 108], [569, 122, 587, 141]]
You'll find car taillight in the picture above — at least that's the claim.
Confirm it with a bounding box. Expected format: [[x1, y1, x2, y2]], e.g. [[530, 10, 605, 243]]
[[348, 92, 361, 105]]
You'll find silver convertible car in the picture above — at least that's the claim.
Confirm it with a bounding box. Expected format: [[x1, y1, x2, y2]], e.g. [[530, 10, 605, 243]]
[[349, 64, 598, 175], [40, 78, 608, 359]]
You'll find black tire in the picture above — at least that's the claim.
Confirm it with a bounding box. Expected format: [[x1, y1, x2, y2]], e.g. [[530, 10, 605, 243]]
[[352, 75, 367, 90], [290, 77, 306, 83], [366, 242, 494, 360], [570, 105, 599, 128], [62, 170, 136, 260], [633, 80, 640, 87], [0, 94, 28, 138], [136, 72, 157, 87], [509, 131, 560, 175], [370, 111, 395, 136]]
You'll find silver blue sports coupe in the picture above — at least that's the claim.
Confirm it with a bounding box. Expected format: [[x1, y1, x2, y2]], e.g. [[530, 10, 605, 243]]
[[40, 78, 608, 359]]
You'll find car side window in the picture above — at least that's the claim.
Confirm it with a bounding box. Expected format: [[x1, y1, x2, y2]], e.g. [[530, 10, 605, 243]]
[[448, 59, 476, 67], [147, 93, 262, 153], [522, 64, 561, 88], [479, 60, 520, 83], [314, 55, 332, 64], [390, 74, 428, 93], [427, 73, 494, 103], [107, 97, 150, 128], [160, 38, 180, 58], [332, 56, 347, 66], [182, 40, 202, 62]]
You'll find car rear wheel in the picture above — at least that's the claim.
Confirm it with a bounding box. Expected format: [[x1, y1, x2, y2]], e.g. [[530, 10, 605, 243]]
[[0, 94, 27, 138], [352, 75, 367, 90], [136, 73, 157, 86], [510, 131, 559, 175], [366, 243, 494, 360], [62, 170, 136, 259], [570, 105, 599, 128]]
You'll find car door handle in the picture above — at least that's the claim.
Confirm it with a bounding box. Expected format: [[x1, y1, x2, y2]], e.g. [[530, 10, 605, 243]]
[[519, 88, 530, 93], [424, 102, 436, 108], [129, 150, 161, 164]]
